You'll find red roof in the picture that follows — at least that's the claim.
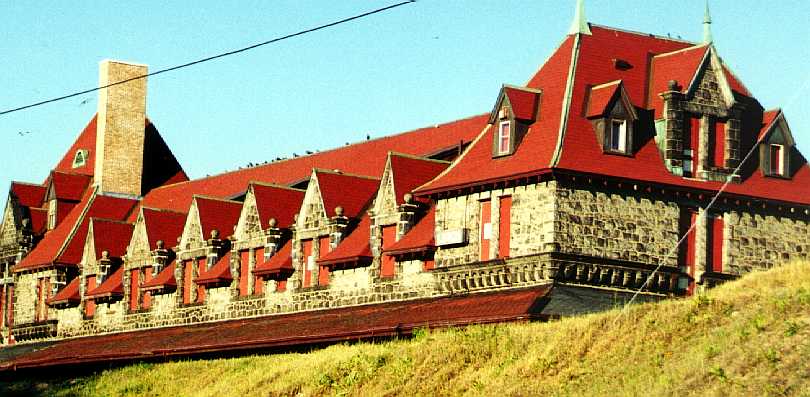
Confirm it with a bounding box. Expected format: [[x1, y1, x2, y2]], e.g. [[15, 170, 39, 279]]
[[251, 183, 305, 229], [194, 197, 243, 240], [758, 110, 781, 140], [53, 115, 97, 177], [648, 44, 710, 118], [1, 286, 551, 371], [386, 206, 435, 255], [14, 191, 138, 272], [48, 171, 92, 202], [141, 261, 177, 291], [196, 252, 233, 286], [141, 208, 187, 251], [316, 171, 379, 218], [388, 154, 449, 206], [503, 86, 540, 121], [29, 208, 48, 235], [85, 266, 125, 299], [317, 215, 372, 266], [86, 220, 134, 260], [47, 277, 81, 306], [586, 80, 622, 118], [9, 182, 46, 208], [253, 241, 293, 277], [138, 114, 487, 213]]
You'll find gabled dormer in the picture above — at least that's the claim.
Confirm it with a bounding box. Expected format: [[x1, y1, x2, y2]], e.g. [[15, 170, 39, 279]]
[[178, 196, 242, 253], [126, 207, 185, 267], [233, 182, 303, 244], [488, 85, 542, 157], [758, 110, 796, 179], [586, 80, 638, 155]]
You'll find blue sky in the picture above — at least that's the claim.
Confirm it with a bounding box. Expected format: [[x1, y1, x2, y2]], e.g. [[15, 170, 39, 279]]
[[1, 1, 808, 189]]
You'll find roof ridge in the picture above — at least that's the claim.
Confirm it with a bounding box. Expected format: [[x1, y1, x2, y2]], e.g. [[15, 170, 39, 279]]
[[590, 80, 623, 90], [589, 23, 697, 45], [387, 151, 450, 164], [10, 181, 45, 188], [249, 181, 307, 191], [145, 113, 488, 191], [88, 217, 134, 226], [313, 168, 381, 181], [502, 84, 543, 94], [652, 43, 710, 59], [141, 206, 188, 215], [415, 124, 493, 193], [192, 194, 243, 205]]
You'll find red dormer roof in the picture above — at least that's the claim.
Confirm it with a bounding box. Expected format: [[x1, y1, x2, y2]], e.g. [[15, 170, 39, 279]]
[[388, 154, 449, 206], [86, 220, 134, 261], [138, 114, 487, 213], [10, 182, 46, 208], [141, 261, 177, 291], [142, 208, 187, 251], [502, 86, 541, 121], [85, 266, 125, 299], [251, 183, 306, 229], [316, 171, 379, 219], [648, 44, 710, 118], [29, 208, 48, 235], [253, 241, 293, 277], [196, 252, 233, 286], [54, 196, 138, 267], [317, 215, 372, 266], [47, 171, 92, 202], [194, 197, 243, 240], [47, 277, 81, 307], [386, 206, 435, 255], [586, 80, 622, 118], [758, 110, 781, 140]]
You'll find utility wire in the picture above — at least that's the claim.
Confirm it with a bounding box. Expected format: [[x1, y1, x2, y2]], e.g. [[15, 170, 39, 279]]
[[0, 1, 416, 117]]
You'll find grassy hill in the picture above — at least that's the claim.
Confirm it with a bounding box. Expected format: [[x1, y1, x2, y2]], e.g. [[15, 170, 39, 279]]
[[4, 262, 810, 396]]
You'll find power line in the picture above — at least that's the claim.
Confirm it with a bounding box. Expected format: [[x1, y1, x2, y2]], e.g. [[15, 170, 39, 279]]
[[0, 1, 416, 118]]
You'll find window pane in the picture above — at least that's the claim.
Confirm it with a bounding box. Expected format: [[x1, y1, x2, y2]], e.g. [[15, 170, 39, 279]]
[[610, 120, 626, 152], [770, 145, 782, 175], [499, 122, 510, 153]]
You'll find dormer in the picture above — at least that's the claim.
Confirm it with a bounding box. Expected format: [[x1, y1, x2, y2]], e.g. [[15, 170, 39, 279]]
[[488, 85, 542, 157], [586, 80, 638, 155], [759, 110, 795, 179]]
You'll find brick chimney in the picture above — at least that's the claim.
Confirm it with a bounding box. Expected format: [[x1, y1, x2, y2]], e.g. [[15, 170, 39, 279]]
[[94, 60, 148, 196]]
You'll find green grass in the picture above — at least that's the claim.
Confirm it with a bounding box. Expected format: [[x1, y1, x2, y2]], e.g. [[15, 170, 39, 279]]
[[4, 262, 810, 396]]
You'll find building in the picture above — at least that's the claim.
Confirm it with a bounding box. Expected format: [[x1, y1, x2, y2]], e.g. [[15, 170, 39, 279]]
[[0, 2, 807, 368]]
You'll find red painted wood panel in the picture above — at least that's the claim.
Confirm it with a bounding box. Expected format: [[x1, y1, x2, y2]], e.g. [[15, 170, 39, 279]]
[[277, 279, 287, 292], [253, 248, 264, 295], [302, 240, 313, 288], [318, 237, 331, 286], [196, 258, 207, 303], [142, 266, 152, 309], [709, 214, 724, 272], [498, 196, 512, 258], [129, 269, 140, 311], [85, 276, 96, 318], [480, 200, 491, 261], [422, 258, 435, 271], [381, 225, 397, 278], [713, 121, 725, 168], [239, 250, 250, 297], [183, 260, 193, 304]]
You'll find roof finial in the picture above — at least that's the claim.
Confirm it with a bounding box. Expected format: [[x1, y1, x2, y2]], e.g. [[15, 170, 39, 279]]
[[568, 0, 592, 36], [703, 0, 713, 44]]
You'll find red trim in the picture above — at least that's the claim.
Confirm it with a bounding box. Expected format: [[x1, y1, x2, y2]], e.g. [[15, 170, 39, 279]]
[[709, 214, 724, 273], [239, 251, 250, 297], [129, 269, 140, 311], [182, 261, 193, 304], [318, 237, 331, 286], [480, 200, 491, 261], [380, 225, 397, 278], [196, 259, 207, 302], [498, 196, 512, 258]]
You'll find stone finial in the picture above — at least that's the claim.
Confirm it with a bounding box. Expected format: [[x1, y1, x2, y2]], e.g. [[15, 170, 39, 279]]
[[211, 229, 220, 239], [403, 193, 414, 204], [667, 80, 679, 91], [293, 213, 299, 222], [268, 218, 278, 228], [335, 206, 344, 217], [101, 250, 110, 260], [156, 240, 165, 249], [703, 0, 713, 44]]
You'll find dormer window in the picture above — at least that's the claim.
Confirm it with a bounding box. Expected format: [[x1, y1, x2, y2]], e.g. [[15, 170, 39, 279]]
[[769, 144, 784, 176], [498, 121, 511, 155], [72, 149, 88, 169], [607, 119, 628, 153], [47, 199, 57, 230]]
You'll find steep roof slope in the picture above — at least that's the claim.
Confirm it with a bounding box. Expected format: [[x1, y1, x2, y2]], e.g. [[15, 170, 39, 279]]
[[251, 184, 306, 229], [195, 197, 243, 240], [86, 220, 134, 260], [388, 154, 449, 205], [9, 182, 46, 208], [140, 114, 488, 212], [316, 171, 379, 219], [142, 208, 187, 251]]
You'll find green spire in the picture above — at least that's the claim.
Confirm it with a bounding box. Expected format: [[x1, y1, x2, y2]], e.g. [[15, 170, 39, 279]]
[[703, 1, 713, 44], [568, 0, 592, 36]]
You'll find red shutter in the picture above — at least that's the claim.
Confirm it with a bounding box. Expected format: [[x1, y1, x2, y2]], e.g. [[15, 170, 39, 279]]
[[129, 269, 140, 311], [480, 200, 491, 261], [688, 116, 701, 175], [709, 214, 724, 273], [253, 248, 264, 295], [0, 286, 5, 327], [239, 250, 250, 297], [196, 258, 207, 303], [422, 258, 435, 271], [318, 237, 331, 286], [498, 196, 512, 258], [85, 276, 96, 318], [183, 260, 193, 304], [277, 279, 287, 292], [713, 121, 725, 168], [302, 240, 313, 288], [7, 285, 14, 328], [381, 225, 397, 278], [142, 266, 152, 309]]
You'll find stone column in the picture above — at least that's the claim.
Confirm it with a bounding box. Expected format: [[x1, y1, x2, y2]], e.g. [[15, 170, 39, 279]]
[[660, 80, 686, 173]]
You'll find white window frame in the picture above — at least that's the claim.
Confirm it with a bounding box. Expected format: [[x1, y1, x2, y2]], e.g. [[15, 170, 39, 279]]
[[608, 119, 627, 153], [498, 121, 511, 155], [770, 144, 785, 176], [47, 199, 57, 230]]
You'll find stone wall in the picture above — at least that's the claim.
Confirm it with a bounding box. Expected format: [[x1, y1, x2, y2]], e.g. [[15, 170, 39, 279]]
[[724, 210, 810, 274]]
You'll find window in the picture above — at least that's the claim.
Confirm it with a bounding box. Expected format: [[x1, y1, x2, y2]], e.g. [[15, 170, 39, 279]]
[[498, 121, 511, 154], [607, 119, 627, 153], [72, 149, 88, 169], [47, 199, 57, 230], [769, 144, 784, 176]]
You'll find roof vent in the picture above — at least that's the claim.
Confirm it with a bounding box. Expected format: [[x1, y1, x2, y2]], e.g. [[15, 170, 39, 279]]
[[613, 58, 633, 71]]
